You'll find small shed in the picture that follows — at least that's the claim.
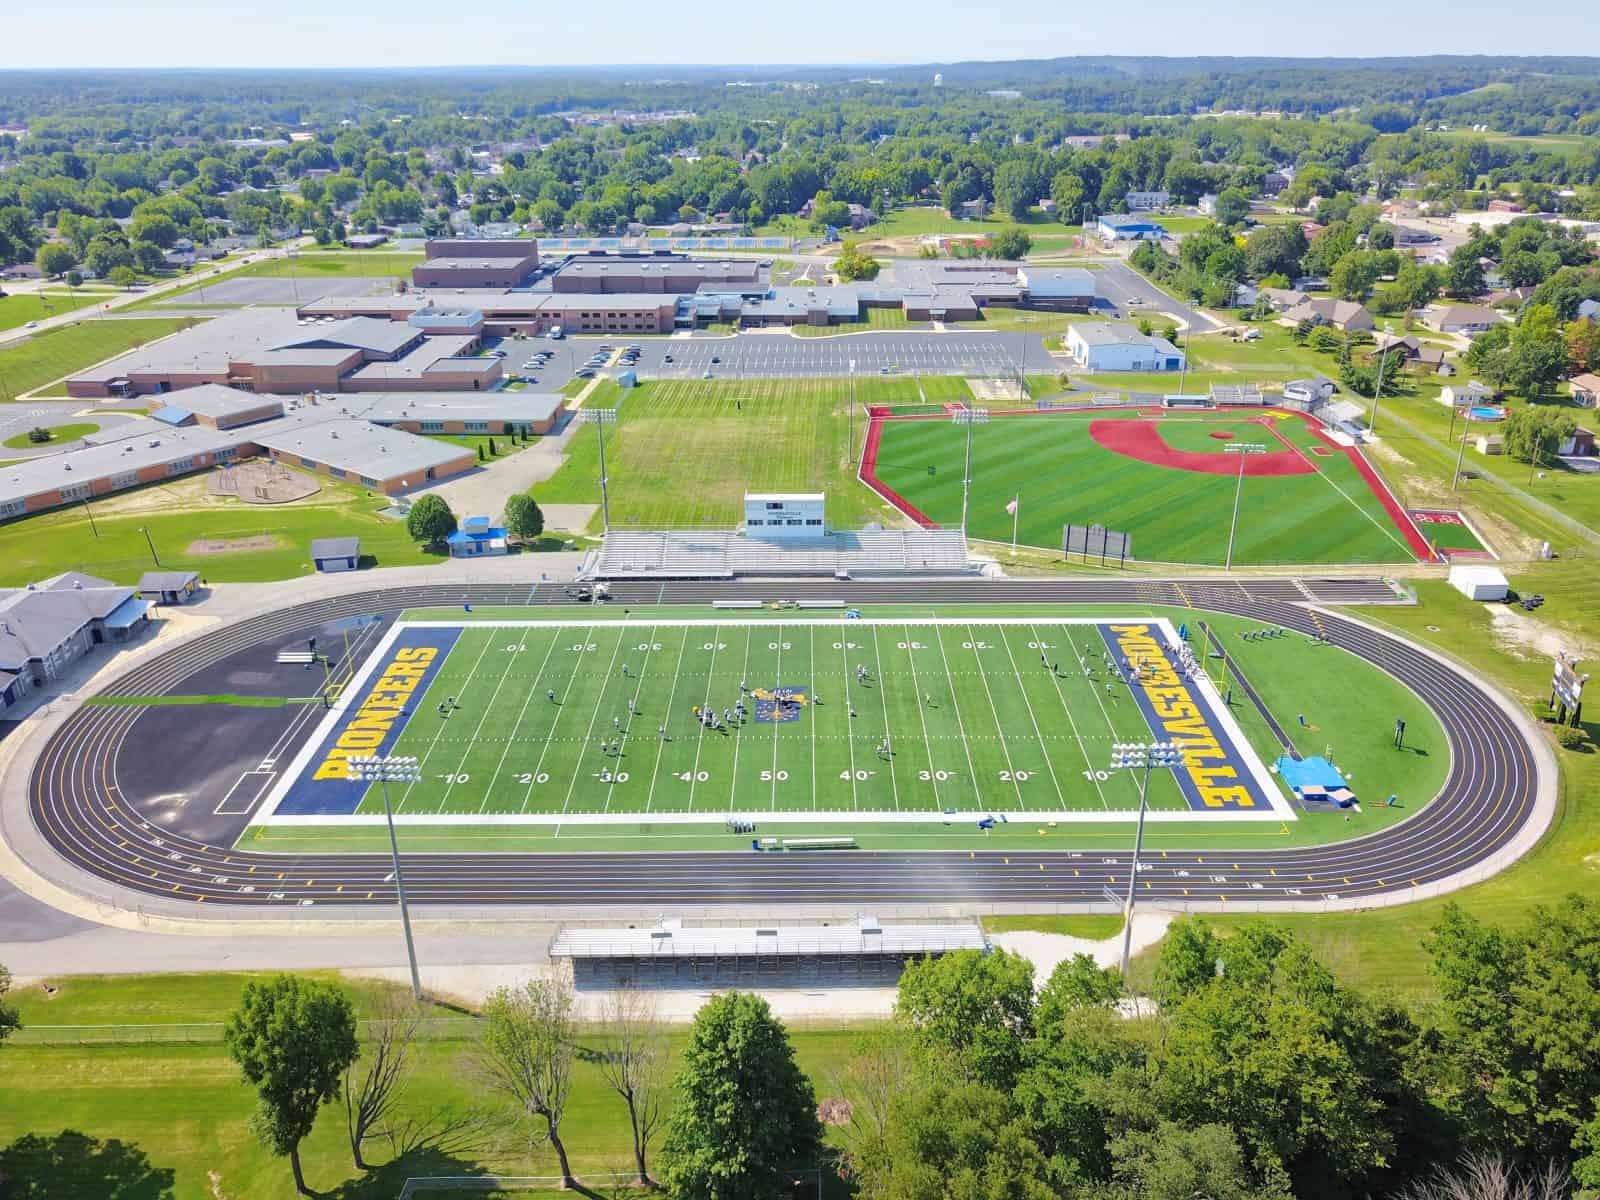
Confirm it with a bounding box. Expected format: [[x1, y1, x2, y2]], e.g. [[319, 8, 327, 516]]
[[617, 370, 638, 389], [447, 517, 509, 558], [1449, 563, 1509, 602], [138, 570, 200, 604], [311, 536, 361, 573]]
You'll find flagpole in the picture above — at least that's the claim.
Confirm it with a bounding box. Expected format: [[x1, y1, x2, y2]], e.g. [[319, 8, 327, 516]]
[[1012, 494, 1019, 547]]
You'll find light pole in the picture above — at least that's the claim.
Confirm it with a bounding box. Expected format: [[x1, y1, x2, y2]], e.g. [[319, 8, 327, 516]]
[[1368, 341, 1392, 435], [1451, 424, 1470, 492], [848, 359, 857, 464], [1109, 740, 1183, 977], [1177, 322, 1192, 394], [580, 407, 617, 531], [1222, 442, 1265, 570], [348, 754, 424, 1001], [952, 405, 989, 537]]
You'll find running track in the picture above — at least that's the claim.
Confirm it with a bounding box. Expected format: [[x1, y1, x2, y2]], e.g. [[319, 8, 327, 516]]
[[25, 578, 1547, 911]]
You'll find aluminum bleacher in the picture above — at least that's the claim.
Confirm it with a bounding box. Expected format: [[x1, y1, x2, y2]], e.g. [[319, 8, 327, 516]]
[[589, 528, 977, 579]]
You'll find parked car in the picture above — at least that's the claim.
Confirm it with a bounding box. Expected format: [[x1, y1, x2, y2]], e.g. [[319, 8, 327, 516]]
[[575, 368, 595, 378]]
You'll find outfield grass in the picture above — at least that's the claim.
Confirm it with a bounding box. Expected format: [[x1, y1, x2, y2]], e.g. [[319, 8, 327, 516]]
[[0, 317, 200, 398], [0, 970, 865, 1200], [538, 376, 896, 531], [872, 409, 1418, 566], [0, 472, 442, 586], [1, 421, 99, 449], [0, 290, 101, 331], [1150, 215, 1214, 235], [855, 205, 1081, 240], [955, 310, 1081, 334]]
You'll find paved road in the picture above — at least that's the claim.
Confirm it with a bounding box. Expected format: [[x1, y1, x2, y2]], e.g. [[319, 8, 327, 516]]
[[21, 576, 1550, 917]]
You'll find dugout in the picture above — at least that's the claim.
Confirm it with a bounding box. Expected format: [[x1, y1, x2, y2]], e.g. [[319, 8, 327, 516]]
[[551, 916, 987, 990], [312, 536, 361, 573]]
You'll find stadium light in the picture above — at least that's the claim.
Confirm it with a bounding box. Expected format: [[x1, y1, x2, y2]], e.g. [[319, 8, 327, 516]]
[[951, 406, 989, 537], [347, 754, 424, 1000], [1222, 442, 1266, 571], [1107, 740, 1184, 977], [579, 407, 617, 531]]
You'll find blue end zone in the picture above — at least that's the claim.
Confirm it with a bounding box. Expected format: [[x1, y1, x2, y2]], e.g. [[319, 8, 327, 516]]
[[1097, 622, 1273, 812], [275, 626, 462, 816]]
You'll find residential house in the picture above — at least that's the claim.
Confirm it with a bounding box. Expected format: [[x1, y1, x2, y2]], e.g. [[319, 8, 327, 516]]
[[1427, 305, 1506, 336], [1372, 332, 1451, 373], [1578, 299, 1600, 322], [1198, 193, 1219, 216], [1439, 381, 1496, 408], [1282, 298, 1375, 332], [1569, 372, 1600, 408]]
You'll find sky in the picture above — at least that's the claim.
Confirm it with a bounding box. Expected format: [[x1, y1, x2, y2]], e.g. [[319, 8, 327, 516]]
[[2, 0, 1596, 68]]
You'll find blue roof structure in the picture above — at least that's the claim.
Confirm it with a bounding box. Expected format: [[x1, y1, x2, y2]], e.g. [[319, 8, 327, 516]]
[[150, 406, 193, 426], [103, 596, 151, 629]]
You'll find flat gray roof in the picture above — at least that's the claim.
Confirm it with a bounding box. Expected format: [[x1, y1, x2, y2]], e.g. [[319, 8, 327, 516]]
[[253, 418, 470, 484], [272, 316, 419, 356], [550, 918, 987, 959], [326, 391, 566, 424], [0, 425, 246, 507], [1070, 322, 1179, 351], [151, 384, 283, 419], [345, 335, 479, 381], [68, 308, 306, 384], [421, 255, 538, 271], [312, 536, 360, 558]]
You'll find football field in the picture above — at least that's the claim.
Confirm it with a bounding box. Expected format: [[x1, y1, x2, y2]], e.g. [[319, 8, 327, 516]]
[[259, 617, 1288, 827]]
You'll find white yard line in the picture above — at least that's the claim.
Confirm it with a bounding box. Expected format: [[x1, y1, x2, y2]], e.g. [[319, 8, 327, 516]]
[[398, 631, 501, 812], [964, 625, 1026, 809], [517, 625, 595, 814], [838, 631, 860, 809], [604, 626, 658, 813], [723, 632, 756, 814], [643, 631, 690, 814], [439, 625, 532, 812], [685, 626, 724, 813], [1029, 623, 1112, 810], [892, 624, 942, 808], [995, 628, 1068, 808], [559, 628, 628, 821], [477, 629, 562, 814], [930, 623, 982, 804]]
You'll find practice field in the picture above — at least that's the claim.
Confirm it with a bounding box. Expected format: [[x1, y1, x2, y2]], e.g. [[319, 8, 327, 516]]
[[864, 406, 1429, 566], [257, 617, 1290, 827]]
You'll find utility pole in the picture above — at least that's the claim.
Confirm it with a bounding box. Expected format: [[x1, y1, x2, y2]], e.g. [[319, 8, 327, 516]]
[[140, 526, 159, 566], [1451, 426, 1469, 491], [1368, 341, 1392, 435]]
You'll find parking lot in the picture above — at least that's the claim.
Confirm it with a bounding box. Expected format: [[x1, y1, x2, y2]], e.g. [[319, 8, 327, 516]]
[[495, 331, 1056, 385]]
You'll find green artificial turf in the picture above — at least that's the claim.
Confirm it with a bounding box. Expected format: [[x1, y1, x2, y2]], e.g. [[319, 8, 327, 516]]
[[871, 409, 1418, 566]]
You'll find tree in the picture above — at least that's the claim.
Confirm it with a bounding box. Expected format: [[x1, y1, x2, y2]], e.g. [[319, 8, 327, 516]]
[[64, 270, 82, 289], [109, 265, 137, 289], [1564, 316, 1600, 374], [504, 491, 545, 544], [473, 978, 578, 1186], [35, 242, 77, 278], [1051, 170, 1086, 223], [833, 242, 881, 282], [895, 947, 1034, 1089], [1502, 404, 1577, 466], [1099, 1122, 1294, 1200], [853, 1081, 1056, 1200], [406, 493, 457, 548], [342, 991, 421, 1171], [1447, 245, 1486, 298], [988, 226, 1033, 261], [595, 986, 668, 1186], [1330, 251, 1381, 301], [0, 964, 19, 1048], [1214, 188, 1251, 227], [659, 991, 821, 1200], [1506, 303, 1568, 397], [993, 159, 1039, 220], [223, 974, 358, 1195]]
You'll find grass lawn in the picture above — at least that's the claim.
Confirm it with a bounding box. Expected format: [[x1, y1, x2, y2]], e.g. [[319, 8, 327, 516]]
[[1132, 558, 1600, 1002], [431, 433, 532, 458], [872, 408, 1418, 565], [0, 317, 201, 399], [1, 421, 99, 449], [1150, 215, 1214, 236], [232, 252, 423, 280], [0, 970, 867, 1200], [0, 290, 101, 331], [539, 376, 900, 531], [955, 310, 1081, 334], [855, 205, 1081, 241], [984, 914, 1125, 939], [790, 308, 916, 336], [0, 472, 443, 586]]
